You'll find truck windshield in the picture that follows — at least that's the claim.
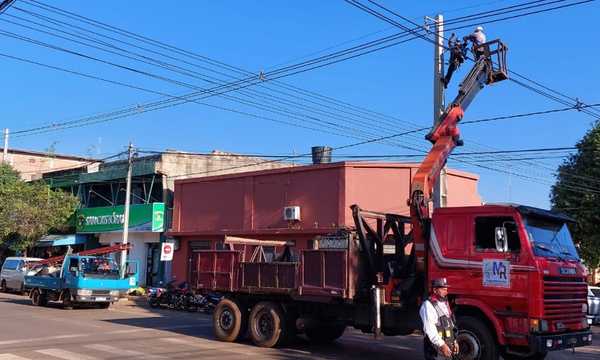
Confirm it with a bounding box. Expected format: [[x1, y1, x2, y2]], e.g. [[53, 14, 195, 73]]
[[81, 257, 120, 278], [522, 216, 580, 261]]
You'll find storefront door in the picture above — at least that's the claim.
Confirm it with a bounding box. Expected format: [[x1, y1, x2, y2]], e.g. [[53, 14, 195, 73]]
[[147, 243, 160, 286]]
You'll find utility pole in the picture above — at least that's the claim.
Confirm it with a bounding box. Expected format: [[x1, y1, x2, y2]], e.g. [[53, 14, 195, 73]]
[[432, 15, 447, 209], [2, 129, 8, 163], [121, 142, 133, 269]]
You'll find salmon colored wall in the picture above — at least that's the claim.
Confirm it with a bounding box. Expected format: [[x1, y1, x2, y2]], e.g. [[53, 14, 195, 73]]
[[168, 162, 481, 282]]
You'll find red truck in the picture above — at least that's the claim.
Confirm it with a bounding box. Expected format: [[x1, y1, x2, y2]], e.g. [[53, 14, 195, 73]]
[[191, 40, 593, 360]]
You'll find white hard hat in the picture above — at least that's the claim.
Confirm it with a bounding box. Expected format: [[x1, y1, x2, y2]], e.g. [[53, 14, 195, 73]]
[[476, 26, 483, 31]]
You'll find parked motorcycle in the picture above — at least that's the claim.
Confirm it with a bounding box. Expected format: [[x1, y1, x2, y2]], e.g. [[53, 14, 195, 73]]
[[183, 292, 222, 314], [147, 276, 187, 309]]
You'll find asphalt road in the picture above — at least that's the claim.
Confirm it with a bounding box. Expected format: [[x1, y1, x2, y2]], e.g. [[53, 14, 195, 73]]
[[0, 292, 598, 360]]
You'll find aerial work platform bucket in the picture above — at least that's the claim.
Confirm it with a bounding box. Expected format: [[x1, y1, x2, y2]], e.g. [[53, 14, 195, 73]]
[[481, 39, 509, 83]]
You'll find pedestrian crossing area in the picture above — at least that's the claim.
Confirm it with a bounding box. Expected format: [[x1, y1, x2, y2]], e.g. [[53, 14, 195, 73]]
[[0, 337, 260, 360]]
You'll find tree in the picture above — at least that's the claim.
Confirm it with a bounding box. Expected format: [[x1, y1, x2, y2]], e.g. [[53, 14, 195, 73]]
[[0, 164, 79, 254], [550, 120, 600, 270], [0, 162, 21, 189]]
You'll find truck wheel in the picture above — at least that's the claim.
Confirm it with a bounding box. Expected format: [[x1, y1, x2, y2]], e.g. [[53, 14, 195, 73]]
[[305, 325, 346, 342], [31, 289, 47, 306], [456, 316, 499, 360], [0, 280, 7, 293], [19, 283, 27, 296], [249, 302, 288, 348], [213, 298, 248, 343], [500, 349, 548, 360], [62, 290, 74, 310]]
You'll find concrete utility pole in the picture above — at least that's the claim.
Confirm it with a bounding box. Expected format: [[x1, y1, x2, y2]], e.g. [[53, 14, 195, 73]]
[[432, 15, 448, 209], [2, 129, 8, 163], [121, 142, 133, 269]]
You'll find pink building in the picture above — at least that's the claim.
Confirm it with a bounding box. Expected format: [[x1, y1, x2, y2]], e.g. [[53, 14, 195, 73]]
[[167, 162, 481, 281]]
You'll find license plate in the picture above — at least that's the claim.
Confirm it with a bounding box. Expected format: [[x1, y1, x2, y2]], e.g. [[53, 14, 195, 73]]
[[96, 296, 106, 301]]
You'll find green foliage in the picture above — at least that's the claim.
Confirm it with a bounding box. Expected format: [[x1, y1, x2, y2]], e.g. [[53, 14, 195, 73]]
[[550, 120, 600, 270], [0, 162, 21, 190], [0, 164, 78, 252]]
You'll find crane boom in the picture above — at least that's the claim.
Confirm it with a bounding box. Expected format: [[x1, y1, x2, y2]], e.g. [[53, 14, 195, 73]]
[[410, 39, 508, 272]]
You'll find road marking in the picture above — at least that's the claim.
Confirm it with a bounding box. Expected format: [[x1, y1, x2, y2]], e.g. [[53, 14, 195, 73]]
[[160, 337, 257, 356], [35, 348, 99, 360], [0, 334, 89, 346], [84, 344, 166, 359], [0, 354, 30, 360]]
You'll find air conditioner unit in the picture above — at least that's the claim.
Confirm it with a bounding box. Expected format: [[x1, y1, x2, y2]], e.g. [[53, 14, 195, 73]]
[[283, 206, 301, 221]]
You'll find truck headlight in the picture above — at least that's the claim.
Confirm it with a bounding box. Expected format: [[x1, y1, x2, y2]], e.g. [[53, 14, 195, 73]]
[[583, 303, 588, 313], [582, 317, 590, 329], [530, 318, 549, 333], [77, 289, 92, 296], [110, 290, 119, 296]]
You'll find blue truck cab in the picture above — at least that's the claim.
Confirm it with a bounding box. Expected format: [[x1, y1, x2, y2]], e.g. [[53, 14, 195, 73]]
[[24, 247, 139, 309]]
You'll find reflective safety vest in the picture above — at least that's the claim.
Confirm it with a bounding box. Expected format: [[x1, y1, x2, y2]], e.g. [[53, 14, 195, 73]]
[[424, 297, 458, 360]]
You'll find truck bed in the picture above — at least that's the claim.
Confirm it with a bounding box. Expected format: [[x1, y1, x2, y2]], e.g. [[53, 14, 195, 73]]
[[192, 250, 355, 301], [24, 274, 63, 291]]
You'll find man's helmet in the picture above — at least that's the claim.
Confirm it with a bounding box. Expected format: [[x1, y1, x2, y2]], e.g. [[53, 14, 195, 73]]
[[476, 26, 483, 31]]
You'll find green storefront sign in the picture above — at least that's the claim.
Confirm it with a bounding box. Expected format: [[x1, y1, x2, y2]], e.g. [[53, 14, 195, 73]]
[[76, 203, 165, 234]]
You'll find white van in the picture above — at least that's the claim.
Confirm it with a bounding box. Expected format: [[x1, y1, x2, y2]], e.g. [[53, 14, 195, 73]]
[[1, 257, 43, 294]]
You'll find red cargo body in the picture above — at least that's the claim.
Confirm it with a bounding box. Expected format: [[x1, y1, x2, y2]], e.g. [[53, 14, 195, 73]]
[[193, 249, 353, 302]]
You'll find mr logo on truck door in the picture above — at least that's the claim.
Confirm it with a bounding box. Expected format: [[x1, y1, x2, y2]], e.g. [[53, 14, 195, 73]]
[[469, 215, 528, 294]]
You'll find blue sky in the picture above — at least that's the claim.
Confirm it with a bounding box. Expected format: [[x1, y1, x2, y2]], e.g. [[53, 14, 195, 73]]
[[1, 0, 598, 210]]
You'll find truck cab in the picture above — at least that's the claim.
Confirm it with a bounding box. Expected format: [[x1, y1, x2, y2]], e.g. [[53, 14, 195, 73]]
[[429, 203, 591, 357]]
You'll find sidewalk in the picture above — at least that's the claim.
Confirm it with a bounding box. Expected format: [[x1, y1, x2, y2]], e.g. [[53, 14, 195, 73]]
[[114, 295, 147, 308]]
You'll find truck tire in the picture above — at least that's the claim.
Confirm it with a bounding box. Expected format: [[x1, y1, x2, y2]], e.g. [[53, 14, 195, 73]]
[[0, 280, 7, 293], [213, 298, 248, 343], [62, 290, 74, 310], [456, 316, 499, 360], [500, 349, 548, 360], [305, 325, 346, 342], [249, 302, 288, 348], [99, 302, 111, 309], [31, 289, 47, 306]]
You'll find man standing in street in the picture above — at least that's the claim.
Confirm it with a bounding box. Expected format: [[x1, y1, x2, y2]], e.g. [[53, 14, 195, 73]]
[[419, 278, 459, 360]]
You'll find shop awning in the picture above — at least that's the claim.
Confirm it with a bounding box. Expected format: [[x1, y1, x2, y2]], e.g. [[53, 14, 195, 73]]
[[35, 234, 87, 247]]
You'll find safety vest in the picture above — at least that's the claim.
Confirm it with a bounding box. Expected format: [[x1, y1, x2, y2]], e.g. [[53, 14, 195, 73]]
[[424, 296, 457, 359]]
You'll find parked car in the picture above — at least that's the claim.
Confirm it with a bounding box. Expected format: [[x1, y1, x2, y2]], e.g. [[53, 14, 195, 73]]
[[587, 285, 600, 325], [0, 257, 42, 294]]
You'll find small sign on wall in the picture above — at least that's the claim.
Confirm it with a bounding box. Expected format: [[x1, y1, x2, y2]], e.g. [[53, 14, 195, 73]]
[[161, 242, 174, 261]]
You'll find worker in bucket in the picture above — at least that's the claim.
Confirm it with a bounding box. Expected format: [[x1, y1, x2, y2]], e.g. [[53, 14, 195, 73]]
[[463, 26, 486, 60], [419, 278, 459, 360]]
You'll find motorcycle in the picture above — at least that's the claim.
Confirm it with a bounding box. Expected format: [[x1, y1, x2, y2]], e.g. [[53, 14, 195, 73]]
[[183, 292, 222, 314], [147, 276, 187, 309]]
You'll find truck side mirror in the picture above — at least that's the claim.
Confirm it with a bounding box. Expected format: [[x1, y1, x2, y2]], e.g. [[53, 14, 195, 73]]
[[495, 227, 508, 253]]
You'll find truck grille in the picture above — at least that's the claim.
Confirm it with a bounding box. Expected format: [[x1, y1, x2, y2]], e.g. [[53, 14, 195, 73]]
[[92, 290, 110, 296], [543, 276, 587, 329]]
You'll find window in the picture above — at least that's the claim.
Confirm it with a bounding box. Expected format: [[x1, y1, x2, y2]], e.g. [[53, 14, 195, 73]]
[[474, 216, 520, 253], [3, 260, 17, 270]]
